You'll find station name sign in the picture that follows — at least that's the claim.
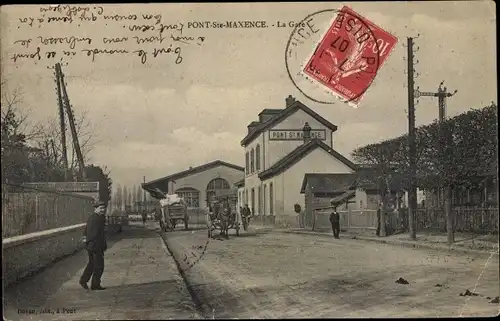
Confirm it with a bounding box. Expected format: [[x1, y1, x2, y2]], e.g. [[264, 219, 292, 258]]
[[269, 129, 326, 141]]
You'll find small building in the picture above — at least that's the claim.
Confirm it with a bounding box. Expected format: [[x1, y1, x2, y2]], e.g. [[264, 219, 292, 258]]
[[301, 171, 406, 230], [141, 160, 244, 210], [301, 170, 406, 213], [240, 95, 357, 227], [300, 173, 356, 226]]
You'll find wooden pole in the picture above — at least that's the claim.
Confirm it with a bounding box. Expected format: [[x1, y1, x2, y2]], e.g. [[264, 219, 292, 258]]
[[407, 37, 417, 240], [54, 65, 69, 180], [57, 63, 86, 180]]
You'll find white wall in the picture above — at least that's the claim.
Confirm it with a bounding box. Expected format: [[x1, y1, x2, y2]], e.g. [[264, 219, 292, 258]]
[[242, 108, 337, 216], [279, 148, 355, 219], [237, 186, 245, 209], [265, 109, 334, 169], [243, 108, 335, 175], [354, 189, 368, 209], [169, 165, 244, 209], [3, 224, 86, 288]]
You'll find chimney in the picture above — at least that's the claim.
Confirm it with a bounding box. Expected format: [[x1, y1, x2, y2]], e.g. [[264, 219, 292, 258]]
[[302, 122, 312, 144], [258, 109, 283, 123], [285, 95, 296, 107], [247, 121, 260, 134]]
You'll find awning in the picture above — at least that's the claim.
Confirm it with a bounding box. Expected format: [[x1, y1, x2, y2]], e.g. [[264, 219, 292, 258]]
[[330, 190, 356, 205]]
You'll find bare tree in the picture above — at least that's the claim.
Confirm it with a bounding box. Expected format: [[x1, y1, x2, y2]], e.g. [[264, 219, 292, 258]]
[[1, 81, 44, 142], [36, 109, 98, 175], [1, 81, 45, 183]]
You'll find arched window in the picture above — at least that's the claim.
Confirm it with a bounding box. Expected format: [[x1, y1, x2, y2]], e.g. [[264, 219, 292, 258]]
[[245, 152, 249, 174], [206, 178, 230, 206], [250, 148, 255, 173], [255, 144, 261, 171], [175, 187, 200, 208]]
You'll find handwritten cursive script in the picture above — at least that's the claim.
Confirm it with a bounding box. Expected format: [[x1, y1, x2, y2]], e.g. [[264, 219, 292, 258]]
[[11, 5, 206, 67]]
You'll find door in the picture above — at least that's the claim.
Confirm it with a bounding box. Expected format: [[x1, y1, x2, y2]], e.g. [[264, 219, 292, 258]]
[[251, 188, 255, 215]]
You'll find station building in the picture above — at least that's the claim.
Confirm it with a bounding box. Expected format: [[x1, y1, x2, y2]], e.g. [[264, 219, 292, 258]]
[[239, 95, 358, 227], [141, 160, 244, 209]]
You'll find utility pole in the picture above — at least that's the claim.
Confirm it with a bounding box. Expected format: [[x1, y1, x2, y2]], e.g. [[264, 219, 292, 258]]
[[56, 63, 86, 181], [414, 81, 457, 245], [54, 65, 69, 180], [406, 37, 417, 240], [143, 176, 146, 209]]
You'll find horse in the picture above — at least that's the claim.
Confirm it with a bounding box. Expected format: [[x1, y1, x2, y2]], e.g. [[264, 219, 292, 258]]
[[217, 200, 232, 238]]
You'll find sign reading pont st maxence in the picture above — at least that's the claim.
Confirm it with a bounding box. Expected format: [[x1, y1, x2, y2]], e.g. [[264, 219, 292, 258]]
[[269, 129, 326, 141]]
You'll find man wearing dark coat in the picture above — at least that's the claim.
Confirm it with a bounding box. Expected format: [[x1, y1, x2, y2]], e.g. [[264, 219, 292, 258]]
[[329, 205, 341, 239], [79, 201, 108, 290]]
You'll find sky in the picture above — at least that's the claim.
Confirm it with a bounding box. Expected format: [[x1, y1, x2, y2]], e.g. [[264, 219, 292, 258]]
[[1, 2, 497, 191]]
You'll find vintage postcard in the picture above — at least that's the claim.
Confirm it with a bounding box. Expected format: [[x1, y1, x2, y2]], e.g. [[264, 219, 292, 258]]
[[1, 2, 498, 320]]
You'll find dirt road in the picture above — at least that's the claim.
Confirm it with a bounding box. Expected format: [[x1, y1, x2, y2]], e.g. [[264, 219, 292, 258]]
[[162, 227, 499, 318]]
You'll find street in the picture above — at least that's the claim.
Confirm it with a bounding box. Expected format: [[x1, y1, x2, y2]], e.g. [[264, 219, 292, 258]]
[[3, 226, 201, 321], [161, 225, 500, 318]]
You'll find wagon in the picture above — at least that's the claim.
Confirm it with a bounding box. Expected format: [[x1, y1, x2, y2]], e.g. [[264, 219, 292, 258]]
[[207, 194, 241, 238], [159, 194, 189, 232]]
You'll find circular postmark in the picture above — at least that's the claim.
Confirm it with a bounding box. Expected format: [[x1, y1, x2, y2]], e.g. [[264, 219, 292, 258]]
[[181, 230, 211, 272], [285, 7, 387, 106], [158, 217, 212, 273]]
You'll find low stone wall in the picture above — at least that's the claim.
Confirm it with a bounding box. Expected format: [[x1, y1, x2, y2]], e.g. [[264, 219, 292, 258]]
[[2, 223, 86, 288]]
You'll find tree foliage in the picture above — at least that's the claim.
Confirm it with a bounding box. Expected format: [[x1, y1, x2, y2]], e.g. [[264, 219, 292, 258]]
[[85, 164, 112, 206], [1, 82, 113, 203], [1, 83, 48, 183], [351, 103, 498, 191], [114, 184, 123, 211]]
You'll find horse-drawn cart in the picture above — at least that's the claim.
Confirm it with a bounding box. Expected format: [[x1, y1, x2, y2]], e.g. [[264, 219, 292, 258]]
[[159, 194, 189, 232], [207, 193, 241, 238]]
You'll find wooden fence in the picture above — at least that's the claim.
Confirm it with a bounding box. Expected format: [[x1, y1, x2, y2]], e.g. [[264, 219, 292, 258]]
[[414, 207, 499, 233], [310, 206, 498, 234], [2, 183, 95, 238], [312, 208, 385, 230]]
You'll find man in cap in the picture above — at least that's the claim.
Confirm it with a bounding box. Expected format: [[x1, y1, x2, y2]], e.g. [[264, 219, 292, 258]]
[[79, 201, 108, 290], [329, 203, 341, 239]]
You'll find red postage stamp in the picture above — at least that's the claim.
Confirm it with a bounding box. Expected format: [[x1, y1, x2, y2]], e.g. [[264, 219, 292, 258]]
[[302, 6, 398, 106]]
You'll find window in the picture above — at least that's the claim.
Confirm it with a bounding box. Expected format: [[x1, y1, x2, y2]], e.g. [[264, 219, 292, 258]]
[[206, 178, 230, 206], [258, 186, 262, 215], [245, 189, 248, 205], [175, 188, 200, 208], [256, 144, 261, 171], [245, 152, 249, 174], [359, 200, 363, 209], [250, 148, 255, 173], [269, 183, 273, 215], [263, 185, 267, 216]]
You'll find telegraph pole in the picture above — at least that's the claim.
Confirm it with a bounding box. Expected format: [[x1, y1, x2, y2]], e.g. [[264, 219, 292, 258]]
[[54, 65, 69, 180], [143, 176, 146, 205], [406, 37, 417, 240], [414, 81, 457, 245], [56, 63, 86, 181]]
